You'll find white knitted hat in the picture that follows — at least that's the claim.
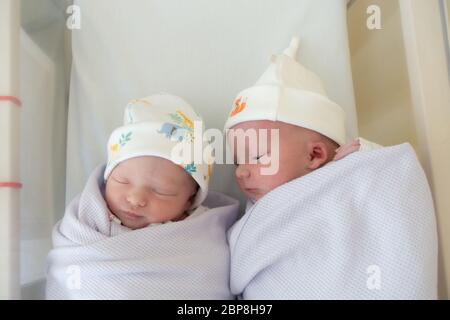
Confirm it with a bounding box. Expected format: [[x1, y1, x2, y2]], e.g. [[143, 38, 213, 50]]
[[104, 94, 211, 209], [224, 37, 346, 146]]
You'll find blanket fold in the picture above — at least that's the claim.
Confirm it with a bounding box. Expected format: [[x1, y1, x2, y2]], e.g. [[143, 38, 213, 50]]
[[46, 165, 239, 299], [229, 143, 437, 299]]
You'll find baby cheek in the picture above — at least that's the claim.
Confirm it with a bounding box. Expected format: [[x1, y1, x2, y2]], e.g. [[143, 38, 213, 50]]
[[144, 198, 182, 220], [176, 196, 193, 214], [260, 168, 286, 190], [105, 187, 121, 214]]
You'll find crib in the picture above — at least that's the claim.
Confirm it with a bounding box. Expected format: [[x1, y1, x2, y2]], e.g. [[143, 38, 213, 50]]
[[1, 0, 449, 299]]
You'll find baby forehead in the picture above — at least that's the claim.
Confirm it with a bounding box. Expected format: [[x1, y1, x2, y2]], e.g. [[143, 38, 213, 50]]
[[114, 157, 189, 180], [230, 120, 282, 130], [228, 120, 313, 138]]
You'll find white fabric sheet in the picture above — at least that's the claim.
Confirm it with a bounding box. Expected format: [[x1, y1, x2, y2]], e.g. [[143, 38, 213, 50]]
[[66, 0, 357, 210]]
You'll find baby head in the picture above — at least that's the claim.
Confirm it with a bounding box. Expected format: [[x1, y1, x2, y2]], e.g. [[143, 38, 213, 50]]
[[227, 120, 338, 201], [104, 94, 209, 229], [105, 156, 198, 229], [224, 37, 345, 201]]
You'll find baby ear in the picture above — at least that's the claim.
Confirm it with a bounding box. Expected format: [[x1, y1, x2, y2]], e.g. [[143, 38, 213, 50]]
[[306, 141, 329, 170]]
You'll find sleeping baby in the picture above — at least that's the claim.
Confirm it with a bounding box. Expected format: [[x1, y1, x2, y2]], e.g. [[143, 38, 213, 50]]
[[224, 37, 437, 299], [46, 94, 239, 299]]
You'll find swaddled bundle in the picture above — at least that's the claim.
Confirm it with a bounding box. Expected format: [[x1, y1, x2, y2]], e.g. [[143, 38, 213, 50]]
[[229, 143, 437, 299], [46, 165, 239, 299], [47, 94, 240, 299]]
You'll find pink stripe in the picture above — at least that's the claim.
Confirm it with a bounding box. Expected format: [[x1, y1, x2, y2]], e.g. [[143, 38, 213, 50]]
[[0, 182, 23, 189], [0, 96, 22, 107]]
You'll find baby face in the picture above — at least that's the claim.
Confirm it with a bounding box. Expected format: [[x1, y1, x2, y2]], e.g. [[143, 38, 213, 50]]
[[228, 120, 337, 202], [105, 156, 197, 230]]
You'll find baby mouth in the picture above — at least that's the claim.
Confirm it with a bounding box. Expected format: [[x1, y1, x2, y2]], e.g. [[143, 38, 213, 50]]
[[123, 211, 142, 219], [244, 188, 265, 201]]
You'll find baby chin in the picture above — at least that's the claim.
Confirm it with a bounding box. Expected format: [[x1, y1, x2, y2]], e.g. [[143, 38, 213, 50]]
[[242, 188, 265, 202]]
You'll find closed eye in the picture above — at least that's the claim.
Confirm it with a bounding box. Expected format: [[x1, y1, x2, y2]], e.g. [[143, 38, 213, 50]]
[[153, 189, 177, 197], [113, 177, 129, 184]]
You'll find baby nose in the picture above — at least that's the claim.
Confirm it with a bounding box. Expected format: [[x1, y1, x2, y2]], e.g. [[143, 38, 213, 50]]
[[235, 165, 250, 179], [126, 191, 147, 208]]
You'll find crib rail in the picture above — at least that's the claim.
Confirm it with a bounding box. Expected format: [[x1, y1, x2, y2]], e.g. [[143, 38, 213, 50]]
[[0, 0, 21, 300]]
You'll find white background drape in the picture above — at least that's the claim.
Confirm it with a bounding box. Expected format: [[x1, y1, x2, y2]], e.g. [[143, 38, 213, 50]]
[[66, 0, 358, 211]]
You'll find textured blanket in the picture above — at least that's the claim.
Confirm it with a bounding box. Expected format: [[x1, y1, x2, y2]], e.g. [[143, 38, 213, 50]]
[[228, 144, 437, 299], [46, 165, 239, 299]]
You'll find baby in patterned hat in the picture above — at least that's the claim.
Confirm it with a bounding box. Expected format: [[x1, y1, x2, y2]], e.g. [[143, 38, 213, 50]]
[[47, 94, 239, 299], [103, 93, 211, 229]]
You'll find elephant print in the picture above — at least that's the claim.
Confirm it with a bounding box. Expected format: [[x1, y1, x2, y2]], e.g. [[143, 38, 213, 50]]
[[158, 123, 191, 142]]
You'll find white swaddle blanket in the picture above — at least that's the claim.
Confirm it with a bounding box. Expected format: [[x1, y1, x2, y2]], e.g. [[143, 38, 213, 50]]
[[46, 165, 239, 299], [229, 143, 438, 299]]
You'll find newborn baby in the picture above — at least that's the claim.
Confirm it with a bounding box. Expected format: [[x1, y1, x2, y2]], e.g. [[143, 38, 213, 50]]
[[224, 37, 437, 299], [46, 94, 239, 299]]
